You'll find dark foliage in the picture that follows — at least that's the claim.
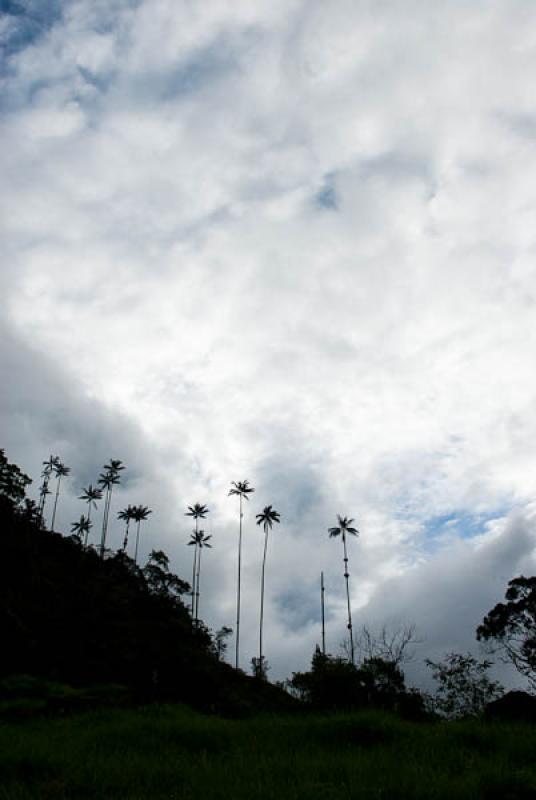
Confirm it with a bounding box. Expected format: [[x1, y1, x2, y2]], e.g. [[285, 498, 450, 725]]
[[0, 460, 297, 716], [477, 576, 536, 690], [484, 690, 536, 723]]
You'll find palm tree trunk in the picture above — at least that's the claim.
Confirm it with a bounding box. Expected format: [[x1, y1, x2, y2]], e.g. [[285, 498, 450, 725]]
[[100, 488, 111, 557], [259, 527, 269, 674], [38, 475, 49, 528], [235, 494, 243, 669], [85, 504, 92, 546], [134, 520, 141, 564], [342, 532, 355, 664], [191, 545, 198, 620], [195, 546, 203, 623], [122, 520, 130, 551], [51, 475, 62, 532], [321, 571, 326, 656]]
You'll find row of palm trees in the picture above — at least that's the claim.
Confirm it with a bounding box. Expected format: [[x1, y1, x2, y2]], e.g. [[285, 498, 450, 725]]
[[37, 457, 360, 673], [38, 457, 152, 564]]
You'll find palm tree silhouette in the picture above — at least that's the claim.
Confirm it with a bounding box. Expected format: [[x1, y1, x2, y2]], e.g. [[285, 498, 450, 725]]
[[118, 504, 136, 551], [79, 484, 102, 543], [255, 505, 280, 676], [38, 455, 59, 528], [132, 504, 152, 564], [50, 461, 70, 533], [328, 514, 359, 664], [98, 459, 125, 557], [187, 530, 212, 624], [185, 504, 209, 618], [71, 514, 92, 544], [229, 479, 255, 669]]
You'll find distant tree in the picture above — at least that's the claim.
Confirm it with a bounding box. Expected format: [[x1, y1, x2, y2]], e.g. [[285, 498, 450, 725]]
[[143, 549, 189, 599], [228, 479, 255, 669], [256, 505, 280, 676], [328, 515, 359, 664], [251, 655, 270, 681], [118, 504, 136, 551], [0, 449, 31, 512], [37, 455, 59, 527], [185, 504, 209, 618], [78, 484, 102, 542], [356, 623, 421, 667], [425, 652, 504, 719], [98, 459, 125, 557], [19, 498, 41, 525], [477, 576, 536, 690], [50, 460, 70, 533], [132, 504, 152, 564], [214, 625, 233, 661], [187, 530, 212, 624], [71, 514, 92, 544]]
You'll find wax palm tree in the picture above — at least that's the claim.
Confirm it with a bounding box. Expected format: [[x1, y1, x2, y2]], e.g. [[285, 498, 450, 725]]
[[185, 503, 209, 618], [98, 459, 125, 557], [38, 455, 59, 528], [255, 505, 280, 676], [133, 504, 152, 564], [118, 504, 136, 551], [79, 484, 102, 542], [187, 530, 212, 624], [229, 479, 255, 669], [328, 514, 359, 664], [51, 461, 70, 533], [71, 514, 92, 545]]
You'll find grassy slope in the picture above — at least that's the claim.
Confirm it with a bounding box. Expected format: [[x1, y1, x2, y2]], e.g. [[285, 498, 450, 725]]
[[1, 706, 535, 800]]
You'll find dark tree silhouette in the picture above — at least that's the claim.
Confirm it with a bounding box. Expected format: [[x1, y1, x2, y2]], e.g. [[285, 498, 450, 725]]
[[256, 505, 280, 677], [215, 625, 233, 661], [228, 479, 255, 669], [50, 461, 70, 533], [0, 449, 31, 512], [188, 529, 212, 624], [71, 514, 92, 544], [477, 576, 536, 689], [98, 459, 125, 557], [79, 484, 102, 542], [328, 514, 359, 664], [37, 455, 59, 528], [118, 505, 136, 551], [133, 504, 152, 564], [185, 504, 209, 618]]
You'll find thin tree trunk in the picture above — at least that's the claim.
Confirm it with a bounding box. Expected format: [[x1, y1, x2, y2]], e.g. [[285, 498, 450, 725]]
[[259, 527, 269, 674], [342, 532, 355, 664], [195, 546, 203, 623], [122, 520, 130, 551], [51, 475, 62, 532], [100, 488, 111, 557], [134, 520, 141, 564], [38, 475, 49, 528], [85, 504, 92, 546], [321, 571, 326, 656], [191, 517, 199, 619], [235, 494, 243, 669]]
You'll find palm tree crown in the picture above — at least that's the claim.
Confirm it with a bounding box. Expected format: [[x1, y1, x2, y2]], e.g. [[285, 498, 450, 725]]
[[71, 514, 92, 544], [228, 480, 255, 499], [185, 503, 209, 520], [328, 515, 359, 539], [256, 505, 281, 533], [79, 485, 102, 509]]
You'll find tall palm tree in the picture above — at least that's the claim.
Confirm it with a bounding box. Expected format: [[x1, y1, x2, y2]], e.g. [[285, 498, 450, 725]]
[[38, 455, 59, 528], [79, 484, 102, 542], [118, 504, 136, 551], [328, 514, 359, 664], [98, 459, 125, 557], [71, 514, 92, 545], [185, 504, 209, 618], [133, 504, 152, 564], [187, 530, 212, 624], [255, 505, 280, 677], [228, 479, 255, 669], [51, 461, 70, 533]]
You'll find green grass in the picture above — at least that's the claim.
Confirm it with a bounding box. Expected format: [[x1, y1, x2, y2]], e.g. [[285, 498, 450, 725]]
[[0, 705, 535, 799]]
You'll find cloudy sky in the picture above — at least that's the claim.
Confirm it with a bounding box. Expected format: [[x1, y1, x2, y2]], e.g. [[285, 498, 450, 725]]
[[2, 0, 536, 688]]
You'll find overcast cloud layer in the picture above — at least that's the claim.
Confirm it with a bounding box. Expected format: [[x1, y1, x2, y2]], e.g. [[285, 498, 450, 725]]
[[2, 0, 536, 687]]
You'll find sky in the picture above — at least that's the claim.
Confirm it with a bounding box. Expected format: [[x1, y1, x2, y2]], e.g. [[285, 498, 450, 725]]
[[2, 0, 536, 690]]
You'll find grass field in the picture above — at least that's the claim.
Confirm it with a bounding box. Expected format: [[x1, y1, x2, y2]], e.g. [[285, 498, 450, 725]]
[[1, 704, 535, 799]]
